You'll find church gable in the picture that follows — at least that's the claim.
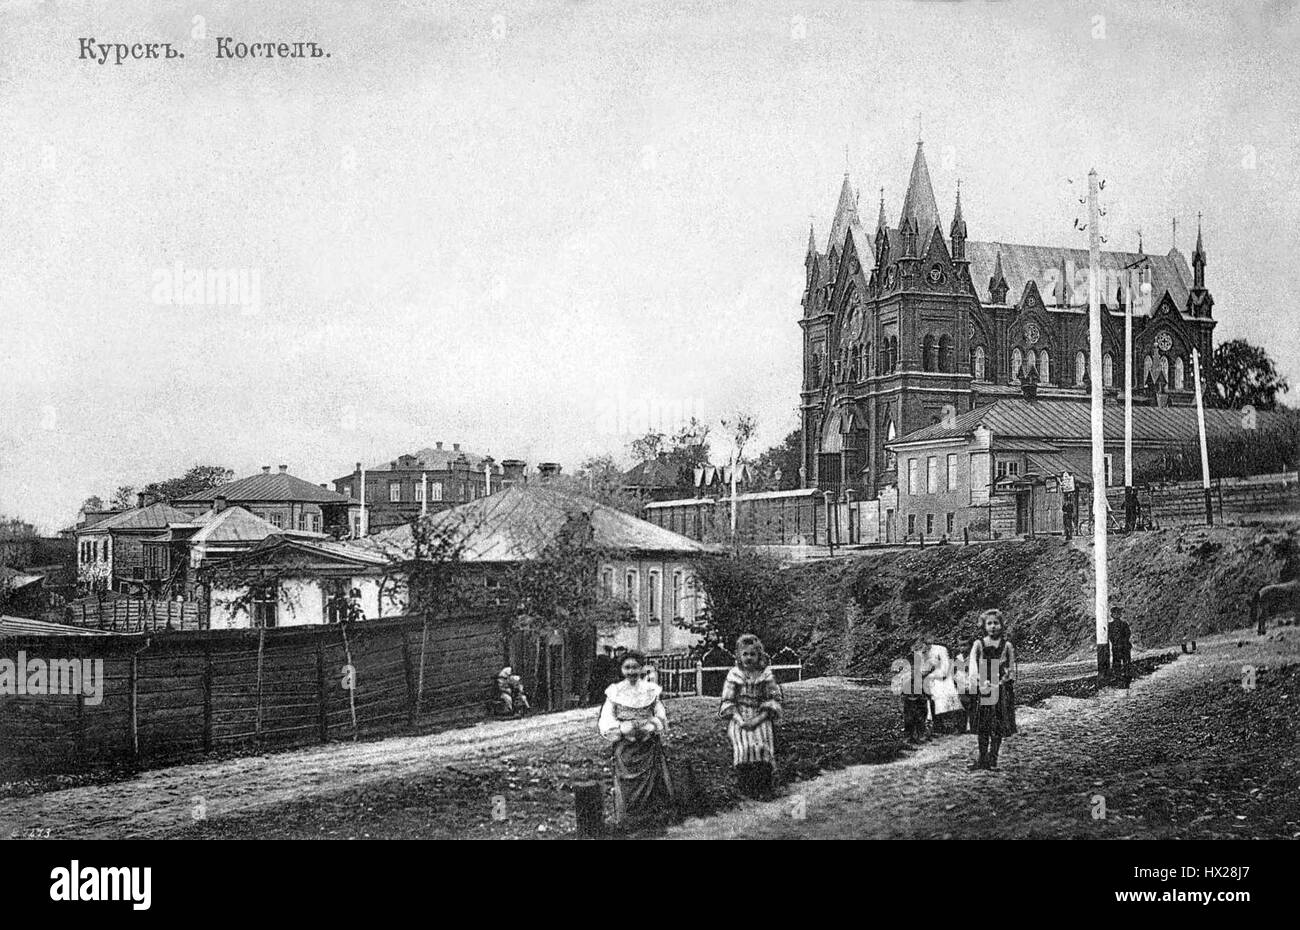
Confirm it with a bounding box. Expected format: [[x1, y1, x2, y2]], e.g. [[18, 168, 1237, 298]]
[[917, 227, 956, 292]]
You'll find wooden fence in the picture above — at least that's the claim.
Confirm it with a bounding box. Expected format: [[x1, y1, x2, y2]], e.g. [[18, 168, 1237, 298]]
[[648, 646, 803, 698], [0, 611, 509, 778], [44, 597, 204, 633]]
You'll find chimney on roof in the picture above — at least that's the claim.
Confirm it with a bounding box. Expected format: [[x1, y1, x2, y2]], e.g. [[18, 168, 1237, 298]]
[[136, 491, 147, 509], [214, 495, 228, 513], [538, 462, 562, 481], [262, 466, 271, 474], [436, 442, 443, 450], [319, 483, 327, 490], [453, 443, 461, 452], [355, 461, 362, 472], [279, 464, 288, 474]]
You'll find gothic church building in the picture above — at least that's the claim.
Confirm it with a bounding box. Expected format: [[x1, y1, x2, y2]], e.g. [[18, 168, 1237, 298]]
[[800, 141, 1217, 497]]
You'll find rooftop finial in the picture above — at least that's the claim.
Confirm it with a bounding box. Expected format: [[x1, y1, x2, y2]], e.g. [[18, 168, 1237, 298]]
[[1172, 216, 1178, 251], [1137, 227, 1144, 254], [915, 112, 923, 144]]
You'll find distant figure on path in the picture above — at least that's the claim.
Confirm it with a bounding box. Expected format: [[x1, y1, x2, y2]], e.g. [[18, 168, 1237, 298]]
[[1109, 609, 1133, 684], [718, 634, 783, 799], [598, 650, 674, 828], [969, 609, 1017, 770], [491, 667, 530, 717], [1062, 497, 1076, 540]]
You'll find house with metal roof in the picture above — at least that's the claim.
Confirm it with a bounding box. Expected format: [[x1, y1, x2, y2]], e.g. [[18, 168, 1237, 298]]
[[331, 443, 523, 534], [174, 465, 356, 537], [74, 499, 196, 594], [367, 483, 713, 654], [885, 396, 1285, 541]]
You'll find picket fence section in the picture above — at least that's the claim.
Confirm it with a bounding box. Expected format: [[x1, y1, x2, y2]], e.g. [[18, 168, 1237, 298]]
[[647, 646, 803, 699], [0, 611, 509, 778]]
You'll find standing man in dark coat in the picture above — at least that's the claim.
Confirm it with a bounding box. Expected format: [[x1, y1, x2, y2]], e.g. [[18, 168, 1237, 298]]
[[1062, 496, 1076, 541], [1110, 608, 1133, 684]]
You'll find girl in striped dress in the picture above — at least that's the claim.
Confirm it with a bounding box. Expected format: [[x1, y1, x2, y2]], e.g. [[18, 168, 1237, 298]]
[[719, 634, 783, 799]]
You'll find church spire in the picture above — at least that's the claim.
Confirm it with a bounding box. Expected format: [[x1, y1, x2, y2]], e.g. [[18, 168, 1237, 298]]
[[827, 171, 860, 254], [988, 249, 1009, 304], [898, 141, 941, 255], [949, 180, 967, 260], [805, 222, 817, 268], [876, 187, 887, 234]]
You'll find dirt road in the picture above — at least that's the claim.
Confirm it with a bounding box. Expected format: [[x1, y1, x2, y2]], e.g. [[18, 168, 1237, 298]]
[[670, 626, 1300, 839]]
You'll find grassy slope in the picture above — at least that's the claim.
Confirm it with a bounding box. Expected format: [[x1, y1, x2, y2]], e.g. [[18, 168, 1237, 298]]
[[771, 523, 1297, 676]]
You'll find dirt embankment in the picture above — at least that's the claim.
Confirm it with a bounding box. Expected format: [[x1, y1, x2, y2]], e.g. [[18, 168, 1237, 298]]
[[771, 523, 1298, 676]]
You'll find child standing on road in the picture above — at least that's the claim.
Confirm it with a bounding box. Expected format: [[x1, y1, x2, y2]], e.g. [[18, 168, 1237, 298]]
[[969, 609, 1017, 770], [719, 634, 783, 799]]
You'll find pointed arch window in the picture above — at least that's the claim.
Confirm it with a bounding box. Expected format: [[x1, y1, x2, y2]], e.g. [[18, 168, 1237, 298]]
[[1143, 354, 1154, 387], [1159, 355, 1170, 386], [885, 419, 897, 470], [1038, 349, 1050, 383], [1174, 356, 1186, 390], [1103, 353, 1114, 388], [1075, 351, 1087, 385], [939, 335, 955, 373], [973, 345, 987, 381], [1011, 347, 1023, 381]]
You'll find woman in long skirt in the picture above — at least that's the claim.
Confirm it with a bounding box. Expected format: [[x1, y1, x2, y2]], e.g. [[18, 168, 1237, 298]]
[[598, 649, 675, 827], [719, 634, 783, 798]]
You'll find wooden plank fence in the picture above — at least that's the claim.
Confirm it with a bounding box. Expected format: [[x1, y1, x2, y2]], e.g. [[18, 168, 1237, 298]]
[[0, 611, 509, 778], [647, 646, 803, 698], [45, 598, 204, 633]]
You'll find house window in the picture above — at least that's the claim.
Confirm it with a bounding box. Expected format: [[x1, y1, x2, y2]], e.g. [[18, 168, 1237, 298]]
[[672, 571, 684, 619], [389, 482, 402, 502], [907, 459, 919, 495], [601, 567, 614, 598], [1103, 353, 1114, 388], [907, 514, 917, 535], [311, 514, 321, 533], [297, 513, 307, 531], [415, 481, 425, 502], [926, 457, 937, 493], [1104, 453, 1114, 487], [925, 513, 935, 536], [429, 481, 444, 502], [946, 513, 955, 535], [352, 515, 362, 537], [269, 513, 283, 528], [625, 570, 640, 620], [252, 583, 278, 629], [648, 570, 661, 623], [946, 454, 958, 491]]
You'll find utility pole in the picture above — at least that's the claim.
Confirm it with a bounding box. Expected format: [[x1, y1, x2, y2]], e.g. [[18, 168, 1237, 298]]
[[1193, 349, 1213, 524], [421, 471, 428, 516], [1087, 169, 1111, 680]]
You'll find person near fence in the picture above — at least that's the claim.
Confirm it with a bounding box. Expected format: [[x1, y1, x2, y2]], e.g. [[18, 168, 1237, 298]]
[[491, 667, 530, 717], [1062, 497, 1076, 540], [718, 634, 783, 799], [968, 609, 1017, 770], [598, 649, 675, 827]]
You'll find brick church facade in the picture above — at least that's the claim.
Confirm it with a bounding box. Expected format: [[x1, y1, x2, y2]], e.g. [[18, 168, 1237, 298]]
[[799, 141, 1217, 498]]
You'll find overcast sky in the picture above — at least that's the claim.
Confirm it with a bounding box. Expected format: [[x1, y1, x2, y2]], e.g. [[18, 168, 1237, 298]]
[[2, 0, 1298, 531]]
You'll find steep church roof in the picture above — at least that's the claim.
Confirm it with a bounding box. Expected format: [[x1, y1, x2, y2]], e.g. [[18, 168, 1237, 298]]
[[826, 172, 861, 253], [898, 142, 942, 249]]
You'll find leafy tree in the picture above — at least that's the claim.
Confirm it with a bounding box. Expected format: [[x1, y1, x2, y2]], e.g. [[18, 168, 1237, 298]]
[[144, 465, 235, 502], [753, 429, 803, 490], [1212, 339, 1290, 410], [80, 496, 105, 514], [664, 417, 712, 475], [685, 546, 796, 654], [368, 509, 484, 617], [110, 485, 136, 509], [548, 455, 643, 516], [629, 431, 665, 463]]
